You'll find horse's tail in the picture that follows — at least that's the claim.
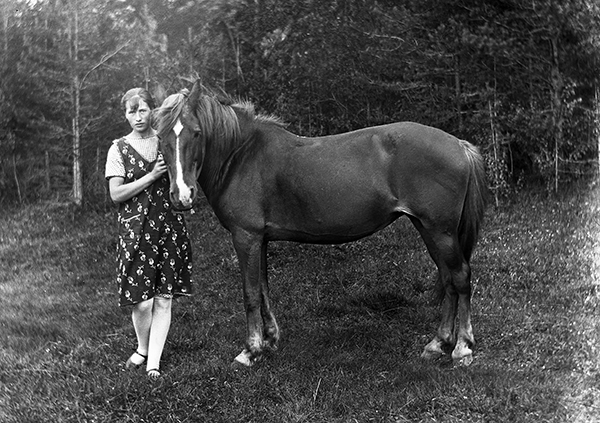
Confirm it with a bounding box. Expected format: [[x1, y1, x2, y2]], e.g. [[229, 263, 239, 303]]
[[434, 140, 487, 304], [457, 140, 488, 263]]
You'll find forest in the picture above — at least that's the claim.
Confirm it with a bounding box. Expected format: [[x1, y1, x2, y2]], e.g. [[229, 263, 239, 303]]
[[2, 0, 600, 206]]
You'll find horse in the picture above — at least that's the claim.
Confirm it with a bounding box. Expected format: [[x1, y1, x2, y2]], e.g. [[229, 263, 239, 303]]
[[154, 81, 487, 367]]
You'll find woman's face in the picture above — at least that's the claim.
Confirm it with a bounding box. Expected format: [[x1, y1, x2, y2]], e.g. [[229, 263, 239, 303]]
[[125, 98, 152, 135]]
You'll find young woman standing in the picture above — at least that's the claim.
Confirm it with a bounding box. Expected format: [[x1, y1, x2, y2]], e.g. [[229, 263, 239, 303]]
[[105, 88, 193, 380]]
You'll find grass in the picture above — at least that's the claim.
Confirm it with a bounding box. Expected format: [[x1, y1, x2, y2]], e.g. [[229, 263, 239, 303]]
[[1, 183, 599, 422]]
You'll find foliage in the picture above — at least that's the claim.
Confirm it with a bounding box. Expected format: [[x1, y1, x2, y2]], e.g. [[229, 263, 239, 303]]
[[1, 0, 600, 205]]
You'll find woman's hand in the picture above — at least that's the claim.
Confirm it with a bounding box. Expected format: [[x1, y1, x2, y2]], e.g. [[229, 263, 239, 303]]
[[150, 155, 168, 180], [109, 155, 169, 203]]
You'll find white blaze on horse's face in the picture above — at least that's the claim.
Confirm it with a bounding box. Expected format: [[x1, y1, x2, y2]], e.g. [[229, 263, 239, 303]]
[[173, 119, 193, 208]]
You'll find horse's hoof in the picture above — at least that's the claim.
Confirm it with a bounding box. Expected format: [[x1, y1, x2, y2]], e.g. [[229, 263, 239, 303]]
[[421, 338, 446, 360], [264, 341, 278, 351], [453, 354, 473, 367], [233, 349, 254, 367], [232, 349, 264, 368], [421, 349, 444, 360], [451, 342, 473, 366]]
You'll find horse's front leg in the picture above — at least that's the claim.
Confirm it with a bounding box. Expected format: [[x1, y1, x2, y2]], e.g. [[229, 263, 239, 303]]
[[231, 232, 278, 366]]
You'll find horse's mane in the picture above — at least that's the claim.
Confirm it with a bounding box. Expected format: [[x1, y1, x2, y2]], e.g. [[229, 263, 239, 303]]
[[230, 99, 286, 128], [154, 87, 285, 154]]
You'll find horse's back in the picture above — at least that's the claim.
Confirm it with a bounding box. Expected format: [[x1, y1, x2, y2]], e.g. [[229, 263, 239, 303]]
[[276, 121, 472, 208], [284, 121, 470, 173]]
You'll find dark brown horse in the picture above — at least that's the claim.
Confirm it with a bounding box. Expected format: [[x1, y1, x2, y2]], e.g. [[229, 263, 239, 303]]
[[155, 82, 487, 367]]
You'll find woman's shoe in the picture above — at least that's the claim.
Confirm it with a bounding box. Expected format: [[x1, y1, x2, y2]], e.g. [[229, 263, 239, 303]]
[[147, 368, 161, 380], [125, 351, 147, 369]]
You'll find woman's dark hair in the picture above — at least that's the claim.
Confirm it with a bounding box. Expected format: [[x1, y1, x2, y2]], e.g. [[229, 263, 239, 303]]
[[121, 88, 155, 111]]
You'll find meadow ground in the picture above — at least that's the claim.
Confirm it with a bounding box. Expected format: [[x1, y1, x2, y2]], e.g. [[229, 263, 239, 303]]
[[1, 184, 600, 422]]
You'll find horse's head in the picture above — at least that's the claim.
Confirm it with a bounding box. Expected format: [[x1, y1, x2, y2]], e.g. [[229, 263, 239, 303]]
[[155, 82, 203, 210]]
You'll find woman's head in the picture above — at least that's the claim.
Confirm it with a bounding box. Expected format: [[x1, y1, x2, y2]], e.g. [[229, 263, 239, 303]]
[[122, 88, 155, 136], [121, 88, 155, 111]]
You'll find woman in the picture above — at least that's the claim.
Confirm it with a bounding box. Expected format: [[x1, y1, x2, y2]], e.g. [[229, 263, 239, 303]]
[[105, 87, 193, 380]]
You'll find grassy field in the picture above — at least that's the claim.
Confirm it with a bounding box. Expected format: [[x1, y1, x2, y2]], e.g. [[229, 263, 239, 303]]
[[1, 184, 600, 422]]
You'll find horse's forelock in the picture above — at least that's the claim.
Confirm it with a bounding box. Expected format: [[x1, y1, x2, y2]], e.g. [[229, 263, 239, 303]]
[[154, 93, 186, 137]]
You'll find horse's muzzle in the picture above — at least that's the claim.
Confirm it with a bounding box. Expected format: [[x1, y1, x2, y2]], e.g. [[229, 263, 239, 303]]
[[170, 185, 196, 210]]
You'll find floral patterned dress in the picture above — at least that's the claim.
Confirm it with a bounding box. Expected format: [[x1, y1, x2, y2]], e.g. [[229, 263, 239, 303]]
[[114, 138, 192, 307]]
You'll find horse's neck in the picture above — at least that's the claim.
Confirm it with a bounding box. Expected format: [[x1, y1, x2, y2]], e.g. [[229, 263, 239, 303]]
[[198, 123, 253, 202]]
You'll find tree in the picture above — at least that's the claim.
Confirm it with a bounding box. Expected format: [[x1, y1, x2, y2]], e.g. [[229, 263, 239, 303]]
[[2, 0, 600, 205]]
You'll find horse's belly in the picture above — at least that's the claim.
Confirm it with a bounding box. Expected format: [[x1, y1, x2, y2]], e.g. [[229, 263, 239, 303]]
[[266, 186, 402, 243]]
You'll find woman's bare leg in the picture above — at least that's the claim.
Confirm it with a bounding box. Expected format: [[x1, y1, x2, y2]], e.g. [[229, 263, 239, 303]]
[[146, 297, 172, 374], [128, 298, 154, 365]]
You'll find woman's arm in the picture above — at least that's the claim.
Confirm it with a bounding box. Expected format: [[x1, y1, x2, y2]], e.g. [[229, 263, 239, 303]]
[[109, 156, 168, 203]]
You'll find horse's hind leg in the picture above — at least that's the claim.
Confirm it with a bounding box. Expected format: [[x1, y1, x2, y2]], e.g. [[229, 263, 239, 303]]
[[411, 218, 474, 365], [444, 256, 474, 366], [451, 260, 474, 365], [422, 269, 457, 359]]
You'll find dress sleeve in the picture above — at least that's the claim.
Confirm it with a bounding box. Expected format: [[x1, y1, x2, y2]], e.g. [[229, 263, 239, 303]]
[[105, 141, 125, 180]]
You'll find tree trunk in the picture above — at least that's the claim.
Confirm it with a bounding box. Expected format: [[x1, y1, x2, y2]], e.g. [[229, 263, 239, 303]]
[[12, 151, 22, 204], [2, 2, 8, 56], [489, 100, 500, 208], [550, 37, 564, 193], [597, 88, 600, 179], [188, 26, 194, 75], [45, 150, 50, 191], [69, 0, 83, 206], [223, 22, 244, 88], [455, 54, 463, 133], [73, 76, 83, 206]]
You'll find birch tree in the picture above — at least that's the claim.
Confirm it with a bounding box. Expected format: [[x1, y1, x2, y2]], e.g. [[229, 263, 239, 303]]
[[65, 0, 131, 206]]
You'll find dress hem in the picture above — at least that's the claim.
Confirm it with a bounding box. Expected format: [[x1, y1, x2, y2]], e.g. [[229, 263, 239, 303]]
[[119, 292, 192, 308]]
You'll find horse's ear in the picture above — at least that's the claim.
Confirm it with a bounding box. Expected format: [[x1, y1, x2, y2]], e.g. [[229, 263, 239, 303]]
[[188, 80, 202, 107], [151, 82, 167, 107]]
